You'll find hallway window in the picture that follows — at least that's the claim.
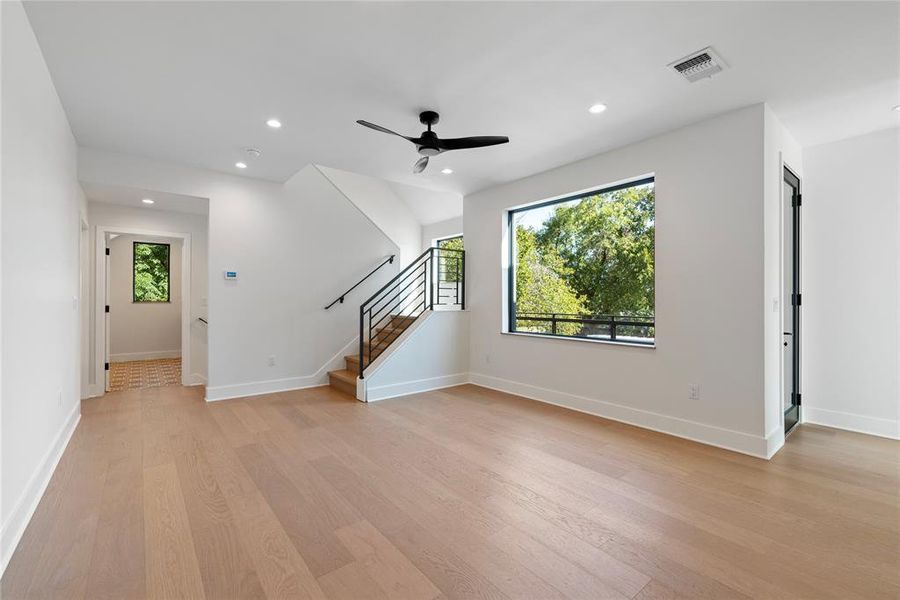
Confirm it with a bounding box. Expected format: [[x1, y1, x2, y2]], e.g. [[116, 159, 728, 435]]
[[133, 242, 170, 302], [508, 177, 655, 345]]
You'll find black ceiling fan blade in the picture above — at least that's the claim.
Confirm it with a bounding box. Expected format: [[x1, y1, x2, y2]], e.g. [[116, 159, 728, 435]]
[[413, 156, 429, 173], [356, 120, 415, 141], [436, 135, 509, 151]]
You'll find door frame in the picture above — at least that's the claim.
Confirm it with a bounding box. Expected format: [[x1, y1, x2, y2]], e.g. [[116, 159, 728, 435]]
[[94, 226, 193, 390], [783, 165, 802, 433]]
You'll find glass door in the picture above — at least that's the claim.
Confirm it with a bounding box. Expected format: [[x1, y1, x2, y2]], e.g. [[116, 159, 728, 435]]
[[783, 167, 801, 433]]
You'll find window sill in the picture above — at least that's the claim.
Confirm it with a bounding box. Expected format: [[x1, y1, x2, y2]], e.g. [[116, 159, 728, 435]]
[[502, 331, 656, 349]]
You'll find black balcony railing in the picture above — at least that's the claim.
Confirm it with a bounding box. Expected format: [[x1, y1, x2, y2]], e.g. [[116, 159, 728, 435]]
[[514, 312, 655, 344], [359, 247, 465, 378]]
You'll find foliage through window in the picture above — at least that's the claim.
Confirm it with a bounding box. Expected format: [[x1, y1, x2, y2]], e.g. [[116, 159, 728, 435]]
[[508, 178, 655, 344], [437, 235, 463, 283], [133, 242, 171, 302]]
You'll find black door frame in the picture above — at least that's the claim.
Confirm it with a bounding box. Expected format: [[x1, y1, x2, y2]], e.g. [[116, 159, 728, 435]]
[[784, 166, 802, 433]]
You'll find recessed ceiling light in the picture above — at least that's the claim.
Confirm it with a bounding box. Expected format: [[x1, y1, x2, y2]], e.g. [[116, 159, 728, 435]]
[[588, 103, 608, 114], [235, 162, 247, 169], [893, 105, 900, 112], [441, 168, 453, 175], [141, 198, 154, 205], [266, 118, 282, 128]]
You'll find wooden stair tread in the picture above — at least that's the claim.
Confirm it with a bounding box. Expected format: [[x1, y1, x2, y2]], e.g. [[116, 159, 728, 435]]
[[328, 368, 357, 384], [328, 313, 421, 398]]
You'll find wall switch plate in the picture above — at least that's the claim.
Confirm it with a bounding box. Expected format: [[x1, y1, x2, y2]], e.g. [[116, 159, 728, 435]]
[[267, 355, 276, 367], [688, 384, 700, 400], [57, 389, 63, 407]]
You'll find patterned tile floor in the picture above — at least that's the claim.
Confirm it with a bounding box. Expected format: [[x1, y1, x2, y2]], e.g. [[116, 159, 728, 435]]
[[109, 358, 181, 392]]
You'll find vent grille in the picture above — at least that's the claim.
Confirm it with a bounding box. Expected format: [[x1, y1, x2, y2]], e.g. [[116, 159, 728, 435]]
[[669, 47, 726, 82]]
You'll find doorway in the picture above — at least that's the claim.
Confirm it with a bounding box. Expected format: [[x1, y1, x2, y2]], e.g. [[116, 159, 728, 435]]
[[95, 227, 194, 392], [783, 166, 802, 433]]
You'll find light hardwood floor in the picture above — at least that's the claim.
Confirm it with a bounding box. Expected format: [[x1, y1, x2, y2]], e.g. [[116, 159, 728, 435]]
[[2, 383, 898, 599]]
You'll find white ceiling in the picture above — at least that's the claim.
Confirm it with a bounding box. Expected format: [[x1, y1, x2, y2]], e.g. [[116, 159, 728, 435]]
[[25, 1, 899, 195], [83, 182, 209, 215]]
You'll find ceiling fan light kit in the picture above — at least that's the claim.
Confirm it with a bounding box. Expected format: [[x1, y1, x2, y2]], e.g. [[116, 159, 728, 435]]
[[356, 110, 509, 173]]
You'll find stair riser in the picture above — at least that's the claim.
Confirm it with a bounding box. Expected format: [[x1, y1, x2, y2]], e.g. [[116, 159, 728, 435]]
[[328, 374, 356, 397]]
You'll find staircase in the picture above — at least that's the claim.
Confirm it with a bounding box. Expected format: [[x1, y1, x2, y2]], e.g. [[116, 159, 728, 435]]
[[325, 246, 465, 399], [327, 315, 416, 395]]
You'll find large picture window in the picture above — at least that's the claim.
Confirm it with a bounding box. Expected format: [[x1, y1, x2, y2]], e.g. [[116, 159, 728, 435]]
[[133, 241, 171, 303], [508, 177, 655, 345]]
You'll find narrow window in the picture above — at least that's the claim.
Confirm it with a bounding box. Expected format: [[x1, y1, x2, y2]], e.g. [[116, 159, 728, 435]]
[[508, 178, 655, 345], [133, 242, 171, 303]]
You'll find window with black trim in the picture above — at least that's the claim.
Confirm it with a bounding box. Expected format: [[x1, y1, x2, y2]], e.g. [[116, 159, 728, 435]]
[[133, 242, 171, 303], [508, 177, 655, 345]]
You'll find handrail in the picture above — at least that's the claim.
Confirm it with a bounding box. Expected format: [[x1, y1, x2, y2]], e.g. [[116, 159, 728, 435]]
[[360, 247, 433, 309], [358, 246, 465, 379], [325, 255, 395, 309]]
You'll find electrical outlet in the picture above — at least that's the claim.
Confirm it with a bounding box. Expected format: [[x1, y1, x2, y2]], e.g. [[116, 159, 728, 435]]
[[688, 384, 700, 400], [485, 354, 491, 365], [268, 355, 276, 367], [57, 389, 62, 407]]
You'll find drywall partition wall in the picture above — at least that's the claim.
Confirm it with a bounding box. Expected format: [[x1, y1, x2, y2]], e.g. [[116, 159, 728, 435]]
[[317, 165, 422, 264], [423, 216, 464, 250], [78, 152, 401, 400], [465, 104, 771, 457], [362, 310, 470, 401], [1, 0, 83, 575], [86, 202, 209, 388], [802, 128, 900, 438], [108, 234, 183, 361], [762, 106, 803, 454]]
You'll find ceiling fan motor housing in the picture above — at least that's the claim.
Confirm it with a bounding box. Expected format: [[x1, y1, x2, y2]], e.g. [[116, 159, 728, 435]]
[[417, 130, 441, 156]]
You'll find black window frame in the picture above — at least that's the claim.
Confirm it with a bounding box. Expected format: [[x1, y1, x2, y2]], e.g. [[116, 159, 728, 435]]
[[132, 241, 171, 303], [506, 176, 656, 345]]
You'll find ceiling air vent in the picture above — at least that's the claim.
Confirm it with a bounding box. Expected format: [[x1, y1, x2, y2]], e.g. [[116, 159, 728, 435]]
[[668, 47, 727, 83]]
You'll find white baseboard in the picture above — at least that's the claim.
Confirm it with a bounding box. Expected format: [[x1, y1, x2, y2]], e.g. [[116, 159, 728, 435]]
[[205, 375, 329, 402], [189, 373, 207, 386], [803, 406, 900, 440], [366, 373, 470, 402], [110, 349, 181, 362], [82, 383, 103, 399], [0, 405, 81, 576], [205, 337, 357, 402], [468, 373, 771, 459]]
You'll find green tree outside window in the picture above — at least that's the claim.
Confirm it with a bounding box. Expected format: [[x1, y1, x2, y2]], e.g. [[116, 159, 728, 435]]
[[133, 242, 170, 302]]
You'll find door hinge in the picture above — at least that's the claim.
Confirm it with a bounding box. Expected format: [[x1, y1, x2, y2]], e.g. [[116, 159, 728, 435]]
[[793, 392, 802, 406], [105, 305, 110, 313], [794, 193, 802, 207], [792, 293, 802, 306], [105, 248, 110, 256], [104, 362, 109, 371]]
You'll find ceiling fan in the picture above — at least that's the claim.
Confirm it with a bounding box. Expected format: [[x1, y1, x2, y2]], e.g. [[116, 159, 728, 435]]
[[356, 111, 509, 173]]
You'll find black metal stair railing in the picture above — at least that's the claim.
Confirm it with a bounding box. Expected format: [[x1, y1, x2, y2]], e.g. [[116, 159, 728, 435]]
[[324, 254, 395, 309], [358, 247, 464, 378]]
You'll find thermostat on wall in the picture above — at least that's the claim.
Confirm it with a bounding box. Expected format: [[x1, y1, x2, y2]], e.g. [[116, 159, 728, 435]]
[[224, 271, 238, 280]]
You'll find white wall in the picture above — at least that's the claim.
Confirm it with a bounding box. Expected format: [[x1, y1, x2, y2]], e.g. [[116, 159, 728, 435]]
[[801, 128, 900, 438], [423, 216, 463, 250], [363, 311, 470, 402], [317, 165, 422, 264], [763, 106, 803, 453], [1, 0, 84, 574], [465, 104, 773, 457], [87, 202, 209, 386], [108, 234, 183, 361], [78, 155, 403, 400]]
